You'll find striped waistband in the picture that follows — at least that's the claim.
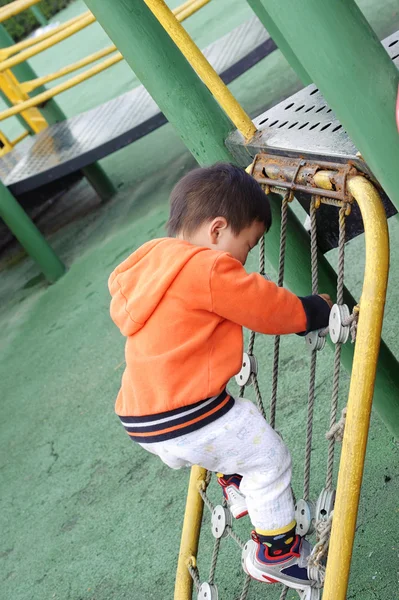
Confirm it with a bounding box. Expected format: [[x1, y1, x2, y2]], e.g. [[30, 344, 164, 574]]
[[118, 390, 234, 443]]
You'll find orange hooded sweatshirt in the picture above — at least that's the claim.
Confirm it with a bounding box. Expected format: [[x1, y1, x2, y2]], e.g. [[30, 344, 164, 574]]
[[108, 238, 329, 443]]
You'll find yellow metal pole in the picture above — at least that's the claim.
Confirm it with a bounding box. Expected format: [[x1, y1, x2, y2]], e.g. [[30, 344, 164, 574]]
[[143, 0, 256, 141], [0, 12, 96, 72], [0, 13, 86, 61], [322, 175, 390, 600], [175, 0, 210, 21], [0, 69, 47, 132], [0, 0, 204, 68], [0, 0, 41, 23], [0, 0, 213, 119], [173, 0, 198, 15], [175, 466, 207, 600], [0, 54, 122, 121], [20, 46, 119, 93]]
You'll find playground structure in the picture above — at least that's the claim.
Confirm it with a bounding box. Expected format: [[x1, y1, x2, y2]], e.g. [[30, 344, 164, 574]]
[[0, 1, 399, 599], [0, 0, 286, 280]]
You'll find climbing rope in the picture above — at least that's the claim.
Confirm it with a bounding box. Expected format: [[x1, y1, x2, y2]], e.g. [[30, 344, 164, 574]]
[[185, 187, 360, 600]]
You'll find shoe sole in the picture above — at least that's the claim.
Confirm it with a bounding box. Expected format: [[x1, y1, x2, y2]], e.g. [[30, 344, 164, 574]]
[[230, 508, 248, 519], [241, 540, 312, 591]]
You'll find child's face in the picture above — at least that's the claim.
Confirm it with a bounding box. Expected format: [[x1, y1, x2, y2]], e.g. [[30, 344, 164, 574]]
[[185, 218, 266, 265]]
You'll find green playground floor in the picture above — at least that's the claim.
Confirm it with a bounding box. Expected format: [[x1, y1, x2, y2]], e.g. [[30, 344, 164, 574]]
[[1, 1, 399, 599]]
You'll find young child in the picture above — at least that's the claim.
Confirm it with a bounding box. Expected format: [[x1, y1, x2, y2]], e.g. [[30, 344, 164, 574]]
[[108, 163, 331, 591]]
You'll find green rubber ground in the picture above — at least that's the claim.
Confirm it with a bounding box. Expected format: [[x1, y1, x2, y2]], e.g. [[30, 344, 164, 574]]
[[1, 2, 399, 599]]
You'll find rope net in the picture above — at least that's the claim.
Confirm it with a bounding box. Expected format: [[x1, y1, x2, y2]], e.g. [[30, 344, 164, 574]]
[[181, 185, 359, 600]]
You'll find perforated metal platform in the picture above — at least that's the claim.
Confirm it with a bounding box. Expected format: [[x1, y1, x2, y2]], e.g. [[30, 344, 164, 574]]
[[228, 30, 399, 168], [227, 30, 399, 252], [0, 16, 275, 196]]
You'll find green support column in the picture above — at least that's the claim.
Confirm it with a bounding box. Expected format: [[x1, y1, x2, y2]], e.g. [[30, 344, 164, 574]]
[[82, 163, 116, 202], [267, 192, 399, 438], [84, 0, 236, 166], [30, 5, 48, 28], [0, 182, 65, 282], [256, 0, 399, 211], [246, 0, 311, 85]]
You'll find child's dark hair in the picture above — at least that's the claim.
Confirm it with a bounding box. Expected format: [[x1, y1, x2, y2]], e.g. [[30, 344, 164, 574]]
[[167, 163, 271, 237]]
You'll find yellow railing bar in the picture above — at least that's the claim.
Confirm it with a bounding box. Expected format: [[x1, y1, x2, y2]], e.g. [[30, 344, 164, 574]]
[[20, 45, 119, 93], [11, 130, 29, 145], [0, 69, 47, 132], [0, 11, 96, 73], [173, 0, 197, 15], [174, 466, 207, 600], [322, 175, 389, 600], [175, 0, 210, 21], [0, 0, 205, 68], [0, 13, 86, 61], [0, 53, 122, 122], [0, 0, 41, 23], [143, 0, 256, 141], [0, 0, 211, 121]]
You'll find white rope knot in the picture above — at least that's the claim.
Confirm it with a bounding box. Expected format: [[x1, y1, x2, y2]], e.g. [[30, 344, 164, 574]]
[[307, 512, 334, 586], [342, 310, 359, 343], [326, 406, 347, 442]]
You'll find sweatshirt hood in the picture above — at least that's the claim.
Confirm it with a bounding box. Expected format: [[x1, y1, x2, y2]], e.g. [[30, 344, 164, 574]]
[[108, 238, 206, 336]]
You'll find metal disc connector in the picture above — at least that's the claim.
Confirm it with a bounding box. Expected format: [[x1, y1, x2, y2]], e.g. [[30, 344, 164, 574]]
[[211, 505, 232, 539], [329, 304, 350, 344], [315, 487, 336, 523], [305, 330, 326, 352], [235, 352, 258, 386], [197, 582, 218, 600], [295, 498, 316, 536]]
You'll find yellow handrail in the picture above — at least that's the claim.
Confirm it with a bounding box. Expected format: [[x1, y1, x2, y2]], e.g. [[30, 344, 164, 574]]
[[0, 13, 87, 61], [175, 0, 210, 20], [174, 466, 207, 600], [0, 69, 47, 132], [0, 53, 123, 123], [322, 175, 389, 600], [20, 45, 119, 93], [18, 0, 211, 94], [143, 0, 256, 141], [0, 0, 41, 23], [0, 11, 96, 72], [0, 0, 212, 121], [0, 0, 208, 70]]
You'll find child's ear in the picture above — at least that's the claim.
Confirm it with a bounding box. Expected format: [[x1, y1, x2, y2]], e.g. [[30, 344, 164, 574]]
[[209, 217, 228, 244]]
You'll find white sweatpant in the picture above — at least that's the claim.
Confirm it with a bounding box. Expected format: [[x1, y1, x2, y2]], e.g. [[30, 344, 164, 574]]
[[139, 397, 294, 530]]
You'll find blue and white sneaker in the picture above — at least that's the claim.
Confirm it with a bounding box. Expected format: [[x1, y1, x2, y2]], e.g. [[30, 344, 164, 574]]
[[217, 474, 248, 519], [242, 532, 313, 589]]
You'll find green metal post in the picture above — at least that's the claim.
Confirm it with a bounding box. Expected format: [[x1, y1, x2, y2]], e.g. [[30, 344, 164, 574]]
[[30, 5, 48, 27], [267, 192, 399, 438], [0, 24, 65, 124], [256, 0, 399, 211], [246, 0, 311, 85], [82, 163, 116, 202], [84, 0, 236, 166], [0, 182, 65, 282]]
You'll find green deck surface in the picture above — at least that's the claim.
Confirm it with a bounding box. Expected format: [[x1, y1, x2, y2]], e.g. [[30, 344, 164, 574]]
[[1, 1, 399, 599]]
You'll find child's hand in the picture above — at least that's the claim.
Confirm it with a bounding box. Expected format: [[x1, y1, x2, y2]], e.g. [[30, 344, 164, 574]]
[[319, 293, 333, 309]]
